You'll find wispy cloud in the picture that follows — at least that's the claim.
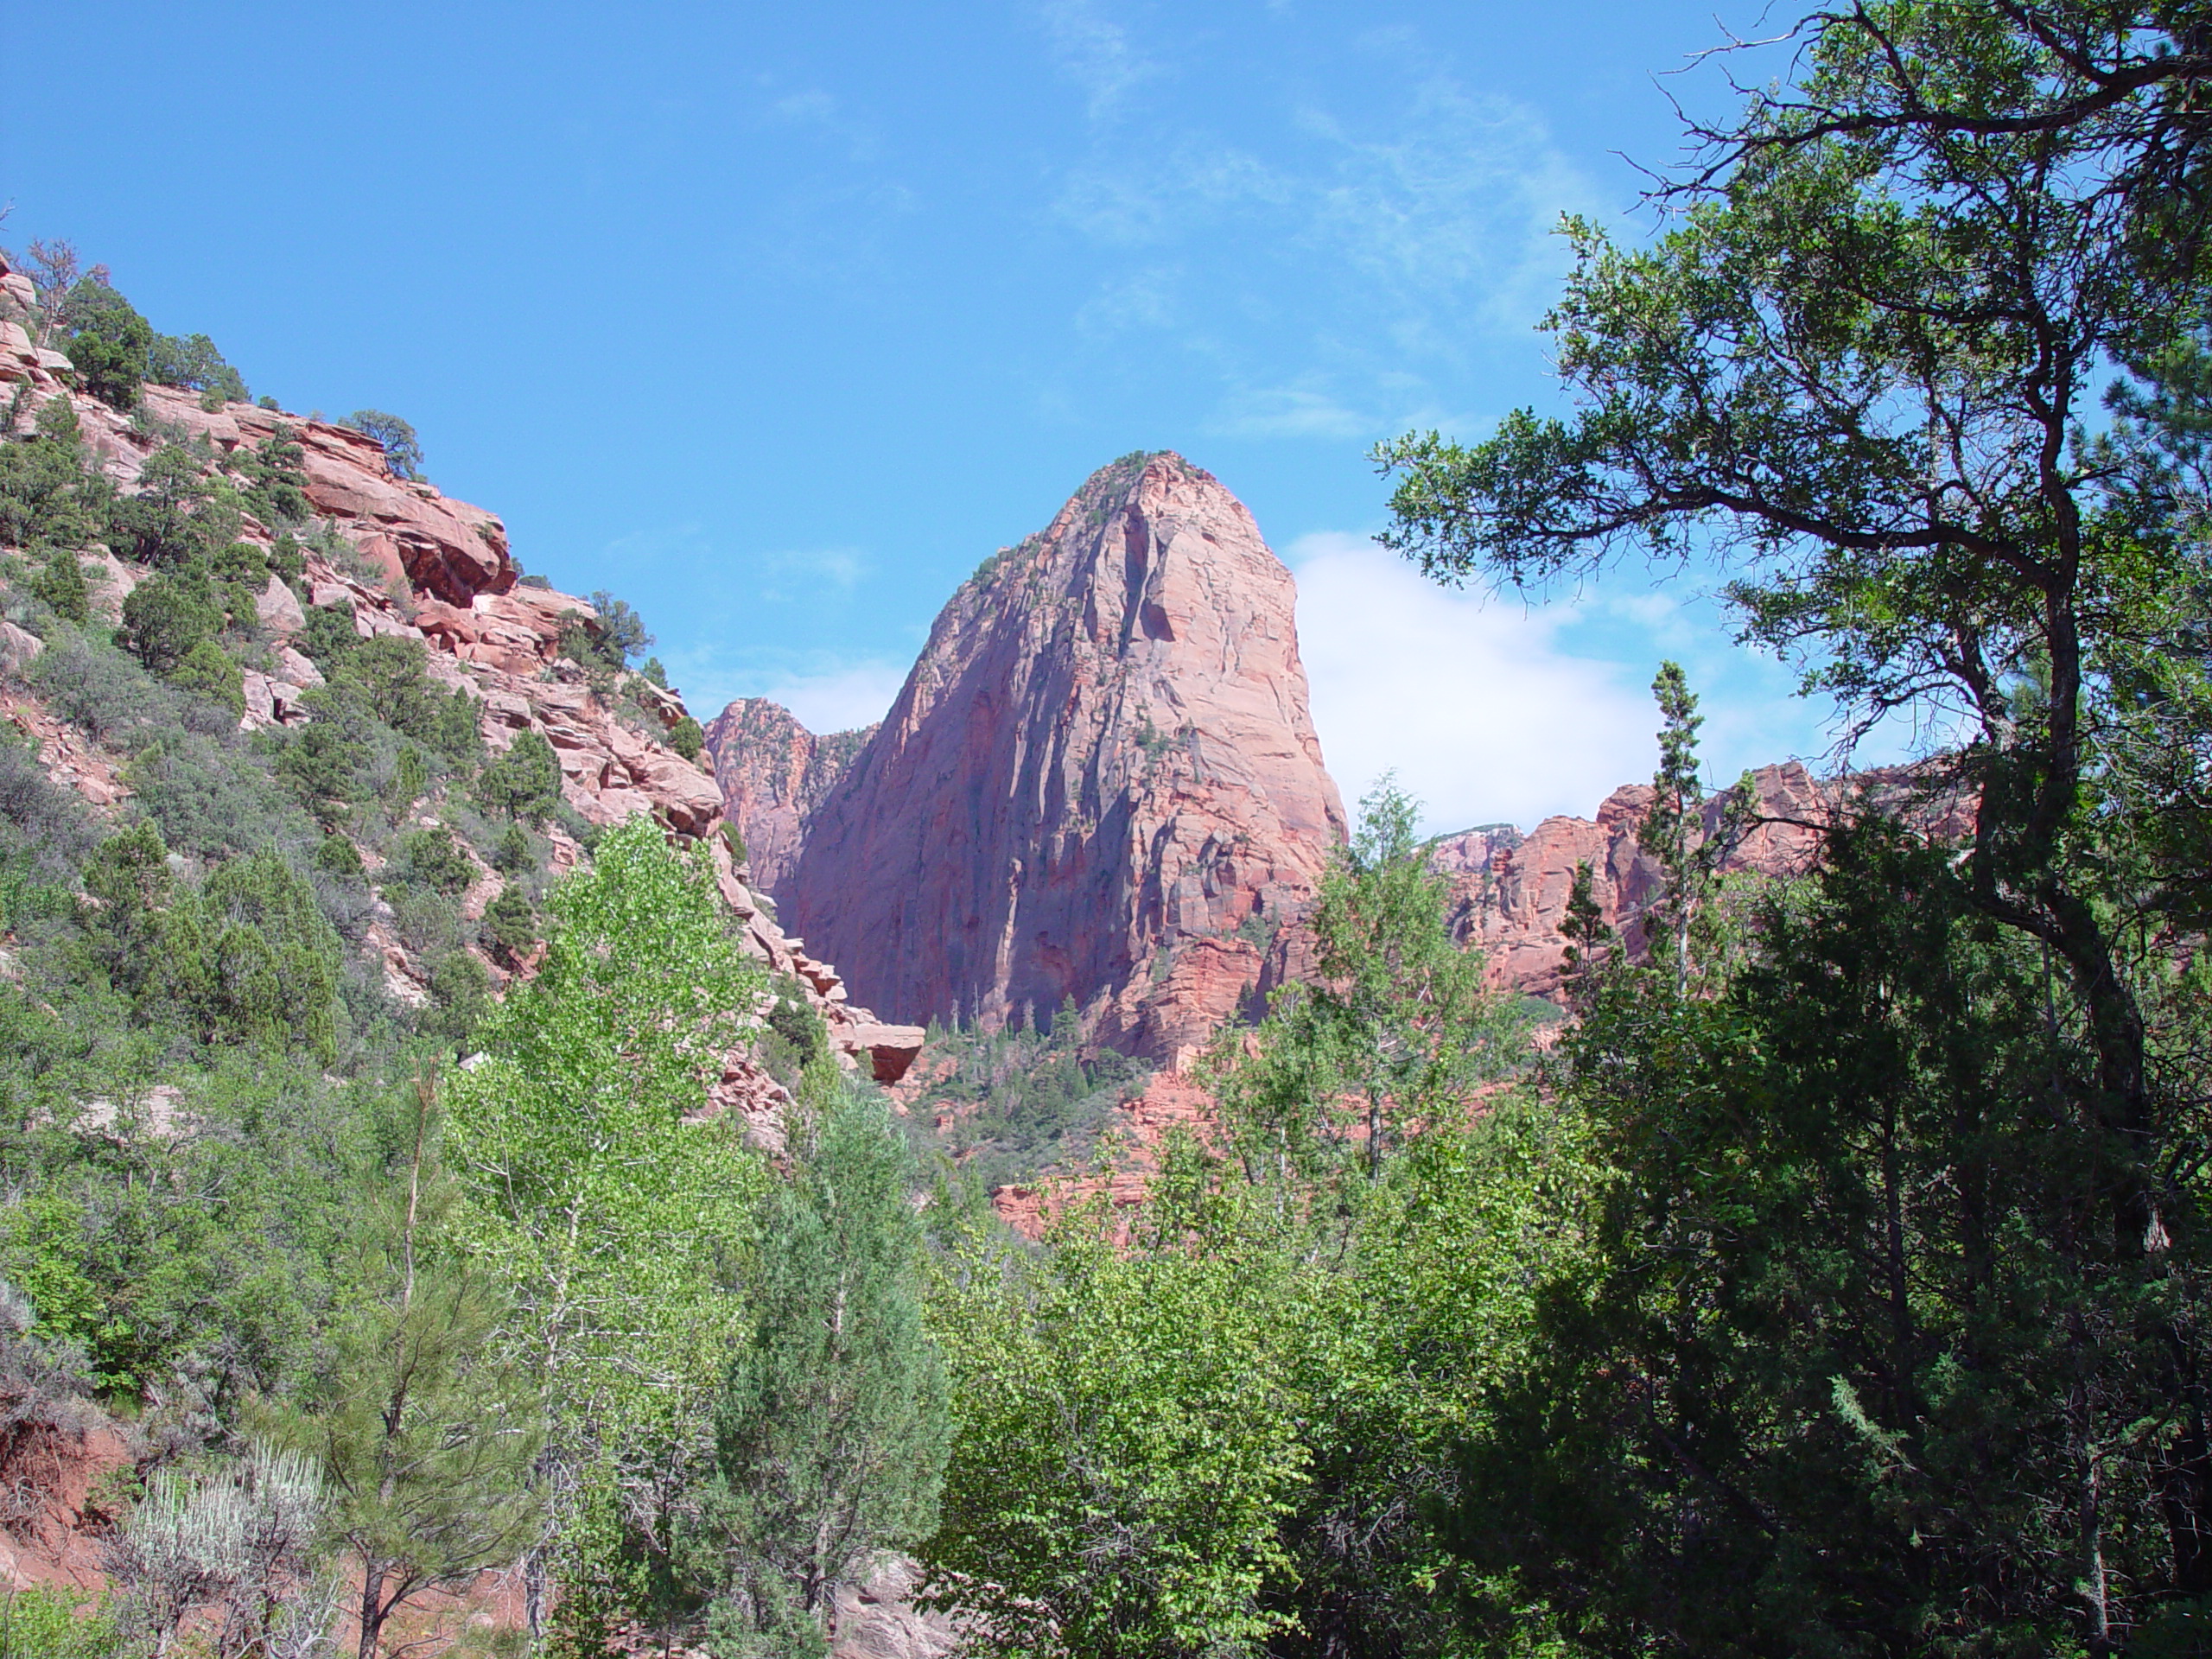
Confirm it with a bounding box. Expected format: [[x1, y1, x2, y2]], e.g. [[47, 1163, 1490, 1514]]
[[1035, 0, 1166, 119], [762, 545, 869, 599], [1044, 48, 1600, 440], [1207, 384, 1368, 440]]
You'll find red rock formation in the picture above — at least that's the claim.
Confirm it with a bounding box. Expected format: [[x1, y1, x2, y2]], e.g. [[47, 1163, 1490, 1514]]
[[700, 698, 874, 894], [781, 453, 1347, 1062], [0, 368, 924, 1092], [1435, 760, 1977, 998]]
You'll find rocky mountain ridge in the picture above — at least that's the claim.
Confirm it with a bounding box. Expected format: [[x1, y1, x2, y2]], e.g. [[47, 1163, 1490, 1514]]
[[0, 271, 924, 1109], [708, 452, 1348, 1065]]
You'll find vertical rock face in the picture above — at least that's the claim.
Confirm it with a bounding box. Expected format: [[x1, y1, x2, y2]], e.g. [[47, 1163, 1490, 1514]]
[[701, 698, 875, 895], [783, 452, 1347, 1060]]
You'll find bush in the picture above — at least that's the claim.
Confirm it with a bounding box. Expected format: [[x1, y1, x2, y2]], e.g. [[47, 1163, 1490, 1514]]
[[396, 824, 474, 896], [0, 1584, 123, 1658], [478, 730, 563, 824], [106, 443, 213, 568], [126, 728, 321, 861], [340, 410, 423, 481], [0, 397, 101, 555], [27, 547, 90, 626], [312, 831, 364, 876], [170, 637, 244, 715], [298, 600, 361, 672], [116, 569, 221, 674], [60, 281, 151, 410], [480, 886, 537, 966], [666, 715, 705, 763]]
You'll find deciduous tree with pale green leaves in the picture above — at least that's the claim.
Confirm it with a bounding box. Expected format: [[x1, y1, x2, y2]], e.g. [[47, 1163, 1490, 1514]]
[[442, 817, 770, 1642]]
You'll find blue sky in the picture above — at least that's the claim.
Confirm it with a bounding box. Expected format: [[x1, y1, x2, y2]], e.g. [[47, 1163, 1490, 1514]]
[[2, 1, 1867, 833]]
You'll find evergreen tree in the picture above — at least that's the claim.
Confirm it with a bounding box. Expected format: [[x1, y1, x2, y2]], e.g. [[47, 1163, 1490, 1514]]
[[279, 1078, 543, 1659], [693, 1064, 950, 1654]]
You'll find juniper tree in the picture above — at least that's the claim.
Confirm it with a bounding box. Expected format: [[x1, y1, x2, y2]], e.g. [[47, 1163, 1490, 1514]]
[[693, 1064, 950, 1655]]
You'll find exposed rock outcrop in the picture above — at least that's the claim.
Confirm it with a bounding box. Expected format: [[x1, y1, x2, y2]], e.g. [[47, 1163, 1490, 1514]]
[[773, 453, 1346, 1062], [1433, 760, 1977, 999], [0, 360, 924, 1095], [701, 698, 875, 894]]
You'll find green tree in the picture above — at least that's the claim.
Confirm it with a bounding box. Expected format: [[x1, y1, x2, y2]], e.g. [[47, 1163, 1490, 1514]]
[[444, 819, 769, 1643], [341, 410, 423, 482], [170, 638, 244, 715], [146, 332, 247, 404], [109, 444, 213, 568], [476, 730, 563, 825], [692, 1066, 950, 1653], [60, 279, 151, 410], [1370, 3, 2212, 1648], [1201, 777, 1529, 1189], [587, 589, 653, 669], [116, 569, 222, 676], [665, 715, 704, 763], [924, 1157, 1308, 1659], [282, 1085, 543, 1659]]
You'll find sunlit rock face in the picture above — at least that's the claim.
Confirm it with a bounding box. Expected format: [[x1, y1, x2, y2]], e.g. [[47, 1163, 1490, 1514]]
[[775, 451, 1347, 1061]]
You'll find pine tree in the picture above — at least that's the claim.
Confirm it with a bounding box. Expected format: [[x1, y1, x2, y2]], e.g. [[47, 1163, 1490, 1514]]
[[692, 1064, 951, 1654]]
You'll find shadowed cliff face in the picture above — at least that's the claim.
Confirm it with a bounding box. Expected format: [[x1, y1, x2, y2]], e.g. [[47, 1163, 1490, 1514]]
[[774, 452, 1347, 1060], [701, 698, 875, 895]]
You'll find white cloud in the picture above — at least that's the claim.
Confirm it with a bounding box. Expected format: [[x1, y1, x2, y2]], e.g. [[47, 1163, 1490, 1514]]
[[1207, 384, 1369, 440], [754, 661, 907, 734], [1287, 532, 1655, 833], [663, 645, 908, 736], [1036, 0, 1166, 118], [763, 545, 869, 597]]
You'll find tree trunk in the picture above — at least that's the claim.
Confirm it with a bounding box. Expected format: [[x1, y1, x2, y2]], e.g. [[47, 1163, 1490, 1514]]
[[356, 1558, 386, 1659]]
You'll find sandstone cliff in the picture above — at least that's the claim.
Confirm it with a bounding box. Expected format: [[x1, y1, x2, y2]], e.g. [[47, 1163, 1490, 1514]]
[[701, 697, 874, 894], [764, 452, 1346, 1063], [1433, 760, 1977, 998]]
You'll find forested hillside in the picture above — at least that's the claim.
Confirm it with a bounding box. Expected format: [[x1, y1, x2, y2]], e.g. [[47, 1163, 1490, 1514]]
[[6, 3, 2212, 1658]]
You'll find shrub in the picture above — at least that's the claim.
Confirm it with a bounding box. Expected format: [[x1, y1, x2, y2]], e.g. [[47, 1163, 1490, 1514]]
[[491, 820, 533, 874], [145, 331, 247, 404], [106, 443, 211, 567], [721, 823, 748, 866], [665, 715, 705, 763], [0, 397, 100, 554], [588, 589, 653, 667], [298, 601, 361, 672], [27, 547, 89, 626], [480, 886, 537, 966], [116, 569, 222, 674], [170, 637, 244, 715], [234, 427, 308, 526], [265, 531, 305, 586], [340, 410, 423, 481], [60, 280, 151, 410], [313, 831, 364, 876], [477, 730, 563, 824], [161, 849, 345, 1058], [126, 728, 321, 861], [422, 947, 493, 1045], [396, 825, 473, 896]]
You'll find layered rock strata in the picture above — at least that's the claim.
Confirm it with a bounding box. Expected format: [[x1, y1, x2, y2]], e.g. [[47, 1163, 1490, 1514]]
[[763, 452, 1345, 1062], [700, 697, 874, 894]]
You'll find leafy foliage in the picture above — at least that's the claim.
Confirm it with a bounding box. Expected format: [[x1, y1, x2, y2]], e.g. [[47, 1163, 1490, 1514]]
[[341, 410, 423, 482]]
